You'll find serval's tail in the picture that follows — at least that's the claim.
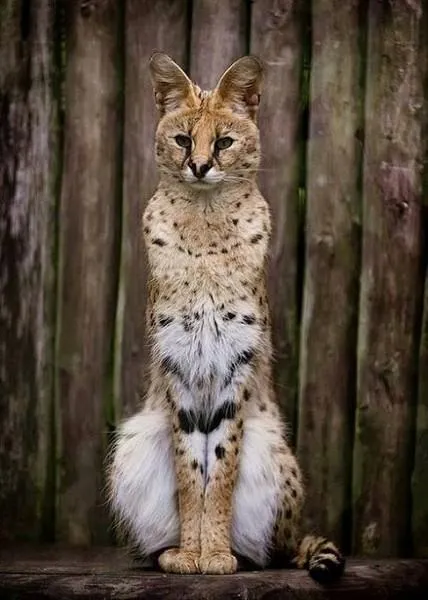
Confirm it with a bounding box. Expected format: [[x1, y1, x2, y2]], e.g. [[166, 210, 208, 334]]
[[293, 535, 345, 583]]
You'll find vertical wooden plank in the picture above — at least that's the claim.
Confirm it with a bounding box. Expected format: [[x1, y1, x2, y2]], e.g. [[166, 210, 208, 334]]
[[57, 1, 120, 544], [412, 3, 428, 561], [413, 265, 428, 557], [118, 0, 189, 417], [190, 0, 247, 89], [353, 0, 426, 556], [0, 0, 56, 540], [297, 1, 362, 550], [250, 0, 304, 430]]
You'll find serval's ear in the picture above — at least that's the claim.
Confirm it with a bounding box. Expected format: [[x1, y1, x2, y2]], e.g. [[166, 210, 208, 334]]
[[149, 53, 198, 116], [213, 56, 263, 121]]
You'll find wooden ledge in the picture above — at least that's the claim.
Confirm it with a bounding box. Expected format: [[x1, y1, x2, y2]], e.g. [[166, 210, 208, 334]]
[[0, 546, 427, 599]]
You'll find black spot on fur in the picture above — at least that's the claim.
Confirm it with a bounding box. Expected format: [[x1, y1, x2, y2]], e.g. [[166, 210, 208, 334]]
[[198, 401, 237, 434], [214, 319, 220, 337], [243, 389, 251, 401], [286, 509, 292, 520], [224, 312, 236, 321], [232, 218, 238, 225], [159, 315, 173, 327], [191, 459, 198, 470], [242, 314, 256, 325], [224, 349, 255, 387], [244, 193, 250, 199], [161, 356, 185, 383], [182, 314, 192, 332], [215, 445, 225, 459], [152, 238, 166, 246], [250, 234, 263, 244], [177, 409, 195, 434]]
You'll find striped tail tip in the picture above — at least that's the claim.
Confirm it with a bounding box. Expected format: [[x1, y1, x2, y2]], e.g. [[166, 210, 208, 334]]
[[297, 535, 346, 583]]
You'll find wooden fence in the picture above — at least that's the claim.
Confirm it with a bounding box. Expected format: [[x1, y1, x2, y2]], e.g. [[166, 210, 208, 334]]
[[0, 0, 427, 557]]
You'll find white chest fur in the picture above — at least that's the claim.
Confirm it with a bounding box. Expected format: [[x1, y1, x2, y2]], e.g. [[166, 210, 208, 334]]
[[153, 290, 262, 412], [145, 189, 269, 413]]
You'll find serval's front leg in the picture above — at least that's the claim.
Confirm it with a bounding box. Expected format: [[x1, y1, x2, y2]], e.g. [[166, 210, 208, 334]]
[[158, 389, 204, 574], [198, 395, 244, 574]]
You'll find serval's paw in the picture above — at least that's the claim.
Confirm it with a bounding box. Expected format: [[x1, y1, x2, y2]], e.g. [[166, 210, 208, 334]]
[[158, 548, 200, 574], [198, 552, 237, 574]]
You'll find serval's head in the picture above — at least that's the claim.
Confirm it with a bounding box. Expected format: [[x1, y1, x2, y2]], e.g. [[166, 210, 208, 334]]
[[149, 53, 263, 190]]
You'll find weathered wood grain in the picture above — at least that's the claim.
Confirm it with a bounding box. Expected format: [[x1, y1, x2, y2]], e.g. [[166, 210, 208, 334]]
[[411, 4, 428, 560], [0, 0, 56, 540], [0, 548, 428, 600], [117, 0, 189, 417], [297, 0, 363, 550], [413, 263, 428, 557], [353, 0, 426, 556], [190, 0, 248, 89], [56, 1, 121, 544], [250, 0, 304, 434]]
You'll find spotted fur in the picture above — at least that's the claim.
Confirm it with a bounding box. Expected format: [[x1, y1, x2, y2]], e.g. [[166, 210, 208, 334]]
[[108, 53, 345, 581]]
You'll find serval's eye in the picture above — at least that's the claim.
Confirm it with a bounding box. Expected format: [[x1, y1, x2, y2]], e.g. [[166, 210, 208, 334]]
[[175, 134, 192, 149], [215, 137, 234, 151]]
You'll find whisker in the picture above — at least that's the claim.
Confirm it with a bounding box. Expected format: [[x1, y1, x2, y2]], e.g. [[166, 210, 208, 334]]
[[232, 168, 276, 174], [224, 176, 255, 184]]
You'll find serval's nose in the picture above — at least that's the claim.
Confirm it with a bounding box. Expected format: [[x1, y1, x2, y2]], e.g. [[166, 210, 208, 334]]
[[189, 157, 213, 179]]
